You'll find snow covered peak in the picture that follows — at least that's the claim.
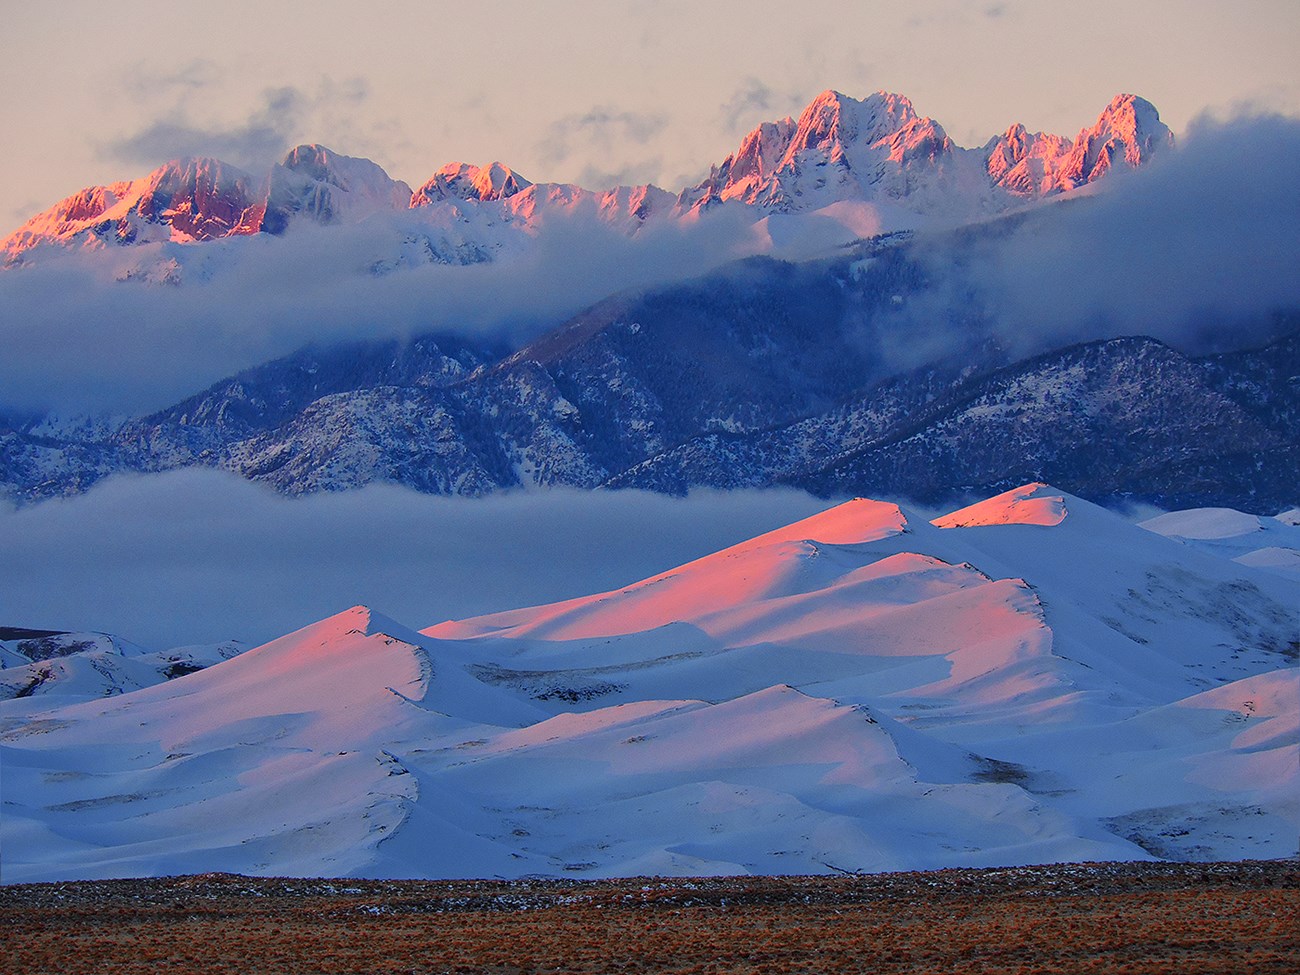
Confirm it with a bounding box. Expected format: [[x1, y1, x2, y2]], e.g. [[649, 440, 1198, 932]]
[[276, 144, 410, 197], [143, 156, 253, 196], [1093, 94, 1167, 149], [983, 124, 1072, 195], [2, 88, 1176, 266], [133, 157, 266, 239], [684, 89, 1169, 218], [792, 90, 920, 154], [475, 161, 533, 200], [983, 94, 1171, 197], [3, 181, 130, 263], [280, 143, 346, 181], [264, 144, 412, 234], [2, 156, 266, 262], [597, 183, 675, 222], [411, 161, 533, 206], [683, 89, 940, 213], [3, 146, 419, 261], [1057, 93, 1173, 188]]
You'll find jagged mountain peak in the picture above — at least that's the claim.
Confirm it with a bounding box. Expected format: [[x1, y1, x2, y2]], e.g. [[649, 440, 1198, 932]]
[[983, 93, 1171, 197], [794, 89, 921, 145], [265, 144, 412, 234], [280, 143, 354, 181], [97, 156, 265, 243], [685, 89, 935, 212], [791, 89, 946, 170], [1069, 92, 1172, 175], [475, 160, 533, 199], [412, 160, 534, 206], [1095, 93, 1164, 133], [3, 88, 1175, 264], [685, 89, 1169, 215]]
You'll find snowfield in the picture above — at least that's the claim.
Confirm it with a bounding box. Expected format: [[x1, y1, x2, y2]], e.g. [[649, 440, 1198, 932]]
[[1, 483, 1296, 882]]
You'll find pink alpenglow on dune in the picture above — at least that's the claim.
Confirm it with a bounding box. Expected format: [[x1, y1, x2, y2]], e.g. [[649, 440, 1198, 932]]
[[931, 482, 1068, 528], [3, 486, 1297, 882], [735, 496, 908, 548], [427, 498, 907, 641]]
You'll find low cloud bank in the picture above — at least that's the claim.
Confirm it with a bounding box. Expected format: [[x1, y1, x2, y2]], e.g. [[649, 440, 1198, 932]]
[[0, 205, 763, 414], [0, 470, 830, 650], [930, 110, 1300, 358], [3, 109, 1296, 417]]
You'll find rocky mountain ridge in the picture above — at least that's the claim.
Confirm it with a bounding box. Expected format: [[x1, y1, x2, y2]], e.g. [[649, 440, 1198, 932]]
[[2, 91, 1171, 265], [681, 91, 1169, 214]]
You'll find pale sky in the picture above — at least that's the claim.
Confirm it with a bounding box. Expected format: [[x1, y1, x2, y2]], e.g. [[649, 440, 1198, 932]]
[[2, 0, 1298, 231]]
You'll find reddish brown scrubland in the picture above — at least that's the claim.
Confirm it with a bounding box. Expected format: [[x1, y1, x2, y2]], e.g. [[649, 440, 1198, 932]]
[[2, 861, 1296, 975]]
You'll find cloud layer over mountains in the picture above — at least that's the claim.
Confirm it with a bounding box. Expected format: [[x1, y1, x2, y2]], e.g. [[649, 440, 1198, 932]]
[[969, 110, 1300, 354], [0, 206, 764, 414], [0, 110, 1296, 417], [0, 470, 828, 648]]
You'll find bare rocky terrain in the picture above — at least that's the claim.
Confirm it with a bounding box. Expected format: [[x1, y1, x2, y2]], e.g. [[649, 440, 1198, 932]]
[[3, 860, 1296, 974]]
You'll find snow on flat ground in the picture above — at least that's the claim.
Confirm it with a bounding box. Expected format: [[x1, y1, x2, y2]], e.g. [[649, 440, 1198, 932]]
[[2, 485, 1297, 882]]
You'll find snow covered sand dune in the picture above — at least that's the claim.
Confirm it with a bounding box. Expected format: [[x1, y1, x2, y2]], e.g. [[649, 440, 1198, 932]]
[[0, 610, 434, 882], [1141, 504, 1300, 580], [2, 483, 1296, 881], [0, 632, 244, 708]]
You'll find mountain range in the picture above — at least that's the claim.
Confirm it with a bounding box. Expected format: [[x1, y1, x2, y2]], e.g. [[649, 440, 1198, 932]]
[[0, 87, 1294, 513], [2, 90, 1168, 266], [3, 237, 1296, 510], [2, 484, 1296, 881], [3, 85, 1296, 888]]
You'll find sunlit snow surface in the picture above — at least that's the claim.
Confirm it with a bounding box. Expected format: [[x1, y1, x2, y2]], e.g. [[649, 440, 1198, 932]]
[[2, 484, 1296, 882]]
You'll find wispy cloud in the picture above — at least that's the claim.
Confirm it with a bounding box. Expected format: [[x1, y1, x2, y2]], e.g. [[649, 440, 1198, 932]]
[[103, 76, 371, 171], [121, 59, 222, 99], [867, 109, 1300, 369], [0, 205, 765, 414], [719, 78, 779, 132], [716, 77, 816, 134], [536, 106, 668, 185], [575, 159, 665, 191], [970, 109, 1300, 354], [6, 109, 1294, 418]]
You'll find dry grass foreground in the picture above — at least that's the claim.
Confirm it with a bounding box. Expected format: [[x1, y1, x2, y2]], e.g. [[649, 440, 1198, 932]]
[[2, 860, 1296, 974]]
